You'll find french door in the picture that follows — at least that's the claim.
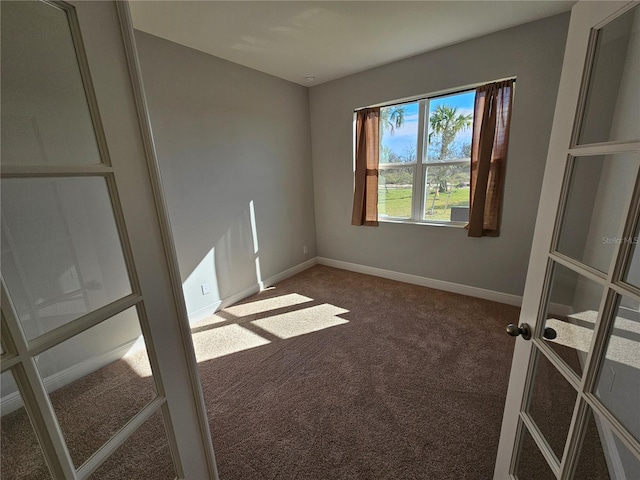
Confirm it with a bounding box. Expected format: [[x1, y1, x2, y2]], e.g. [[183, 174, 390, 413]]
[[1, 1, 217, 478], [495, 1, 640, 479]]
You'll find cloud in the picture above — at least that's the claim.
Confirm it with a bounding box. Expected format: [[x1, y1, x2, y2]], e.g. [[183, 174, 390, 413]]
[[456, 107, 475, 118], [381, 112, 419, 143]]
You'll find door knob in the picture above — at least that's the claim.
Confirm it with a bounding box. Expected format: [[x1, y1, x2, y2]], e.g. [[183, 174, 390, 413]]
[[506, 324, 558, 341], [506, 323, 532, 340]]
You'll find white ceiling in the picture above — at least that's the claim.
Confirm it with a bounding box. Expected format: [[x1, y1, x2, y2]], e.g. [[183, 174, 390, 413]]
[[130, 1, 575, 86]]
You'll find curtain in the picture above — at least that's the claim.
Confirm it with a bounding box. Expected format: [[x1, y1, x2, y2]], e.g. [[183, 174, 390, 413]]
[[351, 107, 380, 226], [467, 80, 514, 237]]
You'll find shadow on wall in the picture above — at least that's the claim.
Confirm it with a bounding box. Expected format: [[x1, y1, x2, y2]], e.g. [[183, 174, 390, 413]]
[[181, 200, 266, 325]]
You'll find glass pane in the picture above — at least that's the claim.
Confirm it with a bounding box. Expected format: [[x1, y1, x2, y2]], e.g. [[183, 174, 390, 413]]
[[0, 1, 102, 165], [573, 408, 640, 479], [423, 164, 470, 222], [594, 295, 640, 443], [541, 262, 604, 377], [623, 221, 640, 289], [556, 154, 639, 273], [1, 177, 132, 341], [577, 5, 640, 145], [35, 308, 158, 468], [1, 370, 52, 479], [515, 423, 556, 480], [88, 409, 176, 479], [527, 350, 578, 461], [426, 91, 475, 162], [379, 102, 418, 164], [378, 167, 413, 218]]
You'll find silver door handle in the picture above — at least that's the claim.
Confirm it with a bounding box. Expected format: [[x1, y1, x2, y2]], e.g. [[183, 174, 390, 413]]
[[506, 323, 532, 340], [506, 323, 557, 340]]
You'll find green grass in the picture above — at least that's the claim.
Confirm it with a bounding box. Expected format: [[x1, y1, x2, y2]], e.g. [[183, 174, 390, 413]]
[[379, 187, 469, 221]]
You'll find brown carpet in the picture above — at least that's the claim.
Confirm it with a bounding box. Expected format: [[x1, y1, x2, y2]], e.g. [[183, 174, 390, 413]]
[[200, 265, 520, 480], [3, 265, 526, 479]]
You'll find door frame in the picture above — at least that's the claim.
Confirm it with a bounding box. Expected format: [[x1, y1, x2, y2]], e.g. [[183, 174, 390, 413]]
[[0, 1, 218, 478], [115, 3, 218, 477], [494, 1, 640, 478]]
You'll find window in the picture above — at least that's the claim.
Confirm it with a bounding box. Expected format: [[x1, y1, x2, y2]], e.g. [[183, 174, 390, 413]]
[[377, 89, 476, 224]]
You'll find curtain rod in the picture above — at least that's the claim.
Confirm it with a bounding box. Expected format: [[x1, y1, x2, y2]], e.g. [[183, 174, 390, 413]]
[[355, 76, 516, 112]]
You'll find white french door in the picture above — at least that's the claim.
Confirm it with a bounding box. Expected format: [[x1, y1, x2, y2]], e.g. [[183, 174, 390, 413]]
[[0, 1, 217, 479], [495, 1, 640, 479]]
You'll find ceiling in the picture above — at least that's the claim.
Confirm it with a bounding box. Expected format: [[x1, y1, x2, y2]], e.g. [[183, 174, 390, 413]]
[[130, 1, 575, 86]]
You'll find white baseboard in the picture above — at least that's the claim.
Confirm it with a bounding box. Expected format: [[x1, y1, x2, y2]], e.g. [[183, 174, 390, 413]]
[[1, 340, 139, 415], [263, 257, 318, 288], [317, 257, 523, 307], [208, 258, 319, 313]]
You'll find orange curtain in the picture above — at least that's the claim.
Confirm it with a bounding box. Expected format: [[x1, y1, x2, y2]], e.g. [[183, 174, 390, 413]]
[[351, 107, 380, 226], [467, 80, 514, 237]]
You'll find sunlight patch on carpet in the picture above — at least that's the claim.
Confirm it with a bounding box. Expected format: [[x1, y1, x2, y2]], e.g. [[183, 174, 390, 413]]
[[548, 310, 640, 369], [545, 318, 592, 355], [192, 313, 229, 329], [192, 324, 270, 362], [225, 293, 314, 317], [252, 304, 349, 339], [123, 348, 154, 378]]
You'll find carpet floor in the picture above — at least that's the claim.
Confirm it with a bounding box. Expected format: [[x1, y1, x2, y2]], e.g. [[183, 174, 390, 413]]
[[199, 265, 520, 480], [3, 265, 528, 479]]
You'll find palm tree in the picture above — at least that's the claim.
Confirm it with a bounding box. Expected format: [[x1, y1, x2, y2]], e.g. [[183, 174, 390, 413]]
[[380, 106, 406, 135], [426, 105, 473, 215], [428, 105, 473, 160]]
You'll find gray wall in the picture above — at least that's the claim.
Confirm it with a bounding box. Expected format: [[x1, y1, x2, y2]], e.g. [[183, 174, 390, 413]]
[[135, 31, 316, 321], [309, 13, 570, 296]]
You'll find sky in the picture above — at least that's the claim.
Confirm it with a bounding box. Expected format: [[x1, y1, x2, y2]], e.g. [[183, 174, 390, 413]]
[[381, 90, 475, 160]]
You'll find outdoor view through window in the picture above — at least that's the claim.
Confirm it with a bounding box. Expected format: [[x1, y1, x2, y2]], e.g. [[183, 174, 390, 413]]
[[378, 89, 475, 223]]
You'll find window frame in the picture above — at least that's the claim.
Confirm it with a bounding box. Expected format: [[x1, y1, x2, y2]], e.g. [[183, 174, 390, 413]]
[[362, 78, 514, 227], [376, 92, 474, 226]]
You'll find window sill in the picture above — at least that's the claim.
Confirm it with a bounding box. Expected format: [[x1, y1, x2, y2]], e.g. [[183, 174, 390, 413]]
[[378, 218, 468, 228]]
